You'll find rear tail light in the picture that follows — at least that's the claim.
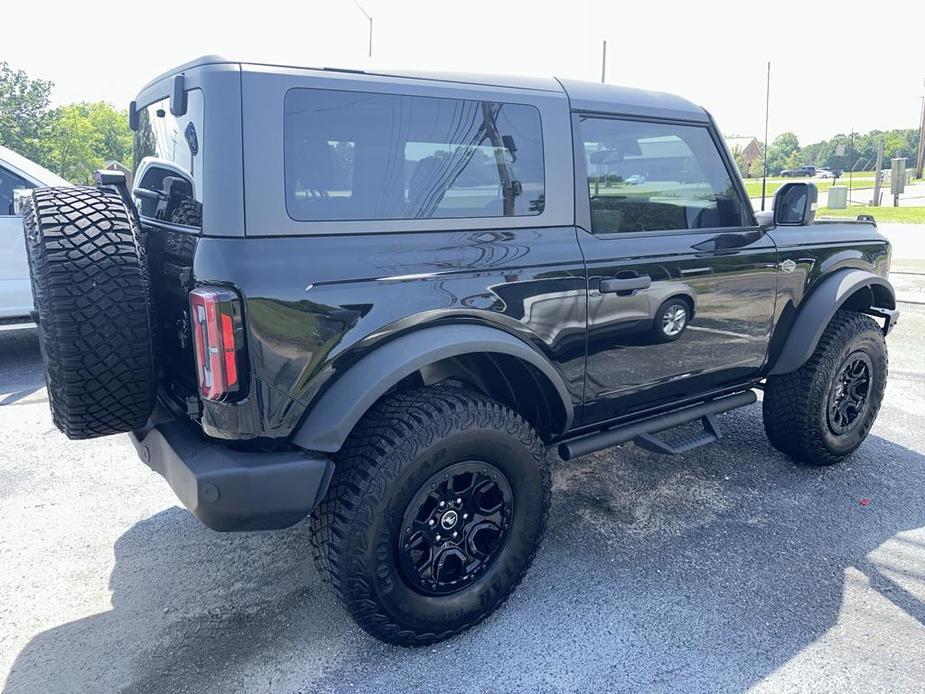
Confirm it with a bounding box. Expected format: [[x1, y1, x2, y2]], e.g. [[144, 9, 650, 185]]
[[189, 287, 246, 401]]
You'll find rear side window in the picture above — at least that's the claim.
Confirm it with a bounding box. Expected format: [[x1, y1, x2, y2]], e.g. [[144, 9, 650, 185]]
[[284, 88, 545, 222], [133, 89, 204, 229], [578, 117, 749, 234]]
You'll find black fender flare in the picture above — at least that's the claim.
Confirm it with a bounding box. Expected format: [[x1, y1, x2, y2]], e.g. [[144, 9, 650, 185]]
[[768, 269, 895, 376], [291, 324, 574, 453]]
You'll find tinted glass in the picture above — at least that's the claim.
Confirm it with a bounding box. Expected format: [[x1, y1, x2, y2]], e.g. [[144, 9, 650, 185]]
[[133, 89, 204, 228], [284, 88, 545, 221], [0, 166, 33, 216], [579, 117, 748, 234]]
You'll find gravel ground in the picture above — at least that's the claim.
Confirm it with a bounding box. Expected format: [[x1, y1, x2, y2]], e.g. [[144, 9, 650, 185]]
[[2, 226, 925, 694]]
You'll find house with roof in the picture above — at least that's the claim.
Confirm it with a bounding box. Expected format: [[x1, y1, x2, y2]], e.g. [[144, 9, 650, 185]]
[[724, 136, 763, 178]]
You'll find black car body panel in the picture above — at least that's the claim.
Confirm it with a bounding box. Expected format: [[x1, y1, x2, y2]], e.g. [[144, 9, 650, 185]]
[[131, 57, 895, 529]]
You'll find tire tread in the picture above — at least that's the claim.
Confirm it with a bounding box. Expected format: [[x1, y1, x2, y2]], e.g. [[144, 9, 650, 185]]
[[22, 187, 156, 439], [763, 310, 887, 465], [310, 387, 549, 646]]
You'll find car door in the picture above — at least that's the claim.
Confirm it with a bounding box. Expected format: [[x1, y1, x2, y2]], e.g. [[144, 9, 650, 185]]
[[0, 165, 35, 319], [573, 114, 779, 423]]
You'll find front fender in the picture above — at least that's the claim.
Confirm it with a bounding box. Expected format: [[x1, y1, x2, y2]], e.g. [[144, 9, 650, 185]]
[[290, 324, 574, 453], [768, 269, 895, 376]]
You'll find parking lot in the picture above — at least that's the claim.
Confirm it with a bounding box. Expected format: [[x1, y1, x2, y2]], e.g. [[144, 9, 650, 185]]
[[2, 226, 925, 693]]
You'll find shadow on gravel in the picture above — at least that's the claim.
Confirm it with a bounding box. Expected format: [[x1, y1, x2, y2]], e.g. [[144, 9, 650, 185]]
[[5, 406, 925, 693], [0, 328, 44, 406]]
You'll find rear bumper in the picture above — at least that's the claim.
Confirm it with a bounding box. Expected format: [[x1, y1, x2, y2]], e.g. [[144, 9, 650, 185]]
[[129, 406, 333, 531]]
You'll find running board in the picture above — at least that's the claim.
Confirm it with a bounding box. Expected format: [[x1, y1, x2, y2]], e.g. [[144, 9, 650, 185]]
[[558, 390, 757, 461]]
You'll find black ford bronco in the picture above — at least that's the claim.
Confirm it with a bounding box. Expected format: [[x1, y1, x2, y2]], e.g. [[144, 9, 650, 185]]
[[22, 56, 898, 646]]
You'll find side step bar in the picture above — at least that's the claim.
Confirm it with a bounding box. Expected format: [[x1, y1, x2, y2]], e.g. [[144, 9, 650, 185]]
[[558, 390, 757, 461]]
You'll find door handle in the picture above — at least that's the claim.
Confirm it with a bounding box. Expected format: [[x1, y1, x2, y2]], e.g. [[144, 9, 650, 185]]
[[600, 275, 651, 294]]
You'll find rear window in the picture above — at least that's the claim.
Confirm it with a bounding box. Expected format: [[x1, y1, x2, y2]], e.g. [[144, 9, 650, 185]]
[[133, 90, 204, 229], [284, 88, 545, 222]]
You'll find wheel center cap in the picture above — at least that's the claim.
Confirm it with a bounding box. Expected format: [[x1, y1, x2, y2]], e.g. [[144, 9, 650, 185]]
[[440, 510, 458, 529]]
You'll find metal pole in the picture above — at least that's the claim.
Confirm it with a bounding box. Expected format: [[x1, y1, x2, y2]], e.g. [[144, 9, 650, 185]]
[[916, 92, 925, 179], [848, 129, 854, 201], [872, 140, 883, 206], [761, 61, 770, 211], [353, 1, 373, 57], [601, 41, 607, 83]]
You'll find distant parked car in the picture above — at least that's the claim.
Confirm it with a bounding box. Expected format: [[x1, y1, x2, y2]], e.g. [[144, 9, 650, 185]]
[[0, 144, 70, 322], [815, 169, 834, 179], [624, 174, 646, 185], [781, 166, 816, 177]]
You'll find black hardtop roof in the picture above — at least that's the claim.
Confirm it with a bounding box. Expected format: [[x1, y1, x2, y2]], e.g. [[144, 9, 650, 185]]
[[138, 55, 708, 122]]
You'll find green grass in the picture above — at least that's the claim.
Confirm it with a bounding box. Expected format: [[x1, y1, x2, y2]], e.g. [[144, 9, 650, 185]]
[[742, 176, 877, 198], [816, 205, 925, 224]]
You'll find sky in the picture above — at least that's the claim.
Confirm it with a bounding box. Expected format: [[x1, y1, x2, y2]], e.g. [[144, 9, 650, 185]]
[[4, 0, 924, 145]]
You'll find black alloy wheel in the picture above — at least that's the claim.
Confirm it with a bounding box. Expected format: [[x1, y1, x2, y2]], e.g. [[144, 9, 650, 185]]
[[827, 351, 873, 436], [398, 461, 513, 595]]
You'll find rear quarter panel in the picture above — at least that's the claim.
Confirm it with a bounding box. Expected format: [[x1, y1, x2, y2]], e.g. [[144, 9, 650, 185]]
[[193, 228, 588, 412]]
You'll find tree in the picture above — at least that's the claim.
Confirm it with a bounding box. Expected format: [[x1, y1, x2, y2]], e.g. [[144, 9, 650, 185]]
[[45, 102, 132, 184], [731, 145, 749, 177], [0, 61, 53, 163], [765, 132, 800, 174]]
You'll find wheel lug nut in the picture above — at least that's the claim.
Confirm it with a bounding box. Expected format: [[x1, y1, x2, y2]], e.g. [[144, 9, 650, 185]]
[[455, 497, 462, 504], [462, 513, 468, 520], [429, 519, 435, 526], [438, 501, 446, 508], [452, 531, 458, 538], [436, 534, 441, 541]]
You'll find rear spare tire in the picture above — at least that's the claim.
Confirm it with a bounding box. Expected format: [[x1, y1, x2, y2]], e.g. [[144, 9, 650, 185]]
[[22, 187, 156, 439]]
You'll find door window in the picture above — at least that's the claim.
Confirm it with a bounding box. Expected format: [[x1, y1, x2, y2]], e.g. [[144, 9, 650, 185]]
[[0, 166, 34, 216], [578, 117, 749, 234]]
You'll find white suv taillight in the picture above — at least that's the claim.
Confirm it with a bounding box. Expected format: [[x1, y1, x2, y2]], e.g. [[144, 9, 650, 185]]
[[189, 287, 245, 401]]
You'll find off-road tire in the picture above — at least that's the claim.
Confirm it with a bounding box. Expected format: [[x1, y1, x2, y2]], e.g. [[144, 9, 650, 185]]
[[310, 387, 550, 646], [763, 310, 887, 465], [169, 198, 202, 227], [22, 187, 156, 439]]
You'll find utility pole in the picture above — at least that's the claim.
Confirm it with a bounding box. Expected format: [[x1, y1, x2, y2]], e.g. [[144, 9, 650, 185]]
[[601, 41, 607, 83], [916, 88, 925, 179], [761, 61, 770, 211], [353, 0, 373, 58], [872, 140, 884, 206], [848, 128, 855, 201]]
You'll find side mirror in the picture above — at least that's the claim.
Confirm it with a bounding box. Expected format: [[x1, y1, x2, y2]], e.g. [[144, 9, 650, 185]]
[[170, 73, 187, 117], [773, 182, 818, 226], [11, 188, 31, 216]]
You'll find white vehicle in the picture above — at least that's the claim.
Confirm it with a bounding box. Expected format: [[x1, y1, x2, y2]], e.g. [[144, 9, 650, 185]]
[[0, 144, 70, 322], [815, 169, 834, 179]]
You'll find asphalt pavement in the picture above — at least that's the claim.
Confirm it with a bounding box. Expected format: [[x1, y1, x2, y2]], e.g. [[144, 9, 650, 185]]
[[2, 226, 925, 693]]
